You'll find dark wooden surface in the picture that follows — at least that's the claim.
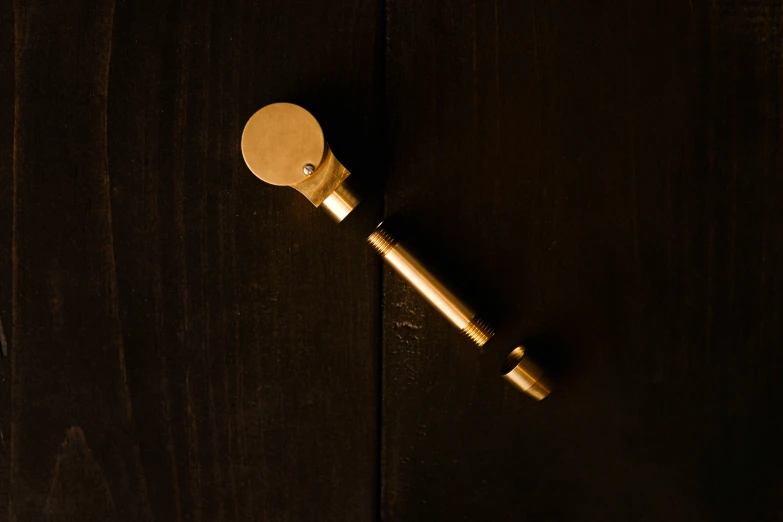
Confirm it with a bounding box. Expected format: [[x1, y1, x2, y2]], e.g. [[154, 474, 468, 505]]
[[1, 1, 781, 521]]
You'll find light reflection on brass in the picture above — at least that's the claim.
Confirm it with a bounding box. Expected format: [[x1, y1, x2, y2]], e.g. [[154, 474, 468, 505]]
[[368, 224, 494, 347], [321, 179, 360, 222]]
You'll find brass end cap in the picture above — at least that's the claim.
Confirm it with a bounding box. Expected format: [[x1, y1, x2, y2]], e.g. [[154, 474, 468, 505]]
[[502, 346, 552, 400]]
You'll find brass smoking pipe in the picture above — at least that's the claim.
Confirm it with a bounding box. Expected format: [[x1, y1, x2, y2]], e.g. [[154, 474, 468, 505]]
[[241, 102, 551, 400], [241, 102, 360, 221]]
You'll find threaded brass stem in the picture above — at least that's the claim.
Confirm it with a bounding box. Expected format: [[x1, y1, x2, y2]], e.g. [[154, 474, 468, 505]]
[[368, 222, 496, 349], [461, 316, 495, 347], [367, 227, 397, 256]]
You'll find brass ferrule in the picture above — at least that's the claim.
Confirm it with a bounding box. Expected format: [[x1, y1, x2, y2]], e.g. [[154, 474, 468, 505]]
[[368, 224, 494, 347], [320, 177, 360, 222]]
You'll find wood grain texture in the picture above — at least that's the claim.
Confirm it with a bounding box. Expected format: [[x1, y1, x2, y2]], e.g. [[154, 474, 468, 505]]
[[382, 0, 782, 520], [10, 2, 152, 521], [6, 0, 383, 521], [0, 0, 13, 516], [2, 0, 782, 520]]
